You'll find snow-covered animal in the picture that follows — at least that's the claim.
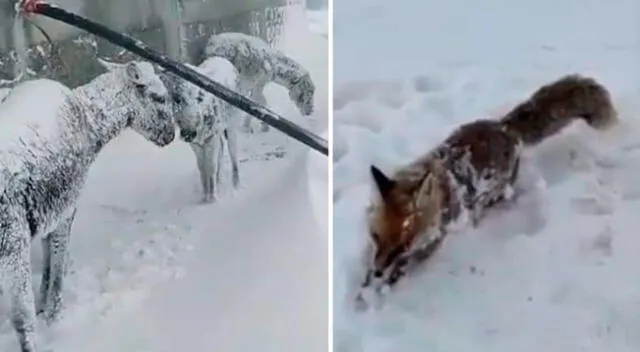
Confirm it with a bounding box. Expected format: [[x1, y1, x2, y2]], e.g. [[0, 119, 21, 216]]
[[204, 32, 315, 133], [359, 74, 618, 307], [0, 59, 174, 352], [162, 57, 241, 203]]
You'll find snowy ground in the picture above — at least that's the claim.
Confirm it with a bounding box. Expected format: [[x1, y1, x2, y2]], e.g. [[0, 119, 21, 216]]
[[306, 8, 328, 38], [333, 0, 640, 351], [0, 4, 327, 352]]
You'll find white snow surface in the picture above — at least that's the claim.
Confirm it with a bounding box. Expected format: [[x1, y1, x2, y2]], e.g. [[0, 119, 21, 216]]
[[306, 9, 328, 38], [0, 5, 327, 352], [333, 0, 640, 351]]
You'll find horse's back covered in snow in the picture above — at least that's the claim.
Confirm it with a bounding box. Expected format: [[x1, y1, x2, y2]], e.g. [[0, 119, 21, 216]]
[[0, 79, 90, 196], [0, 80, 79, 152]]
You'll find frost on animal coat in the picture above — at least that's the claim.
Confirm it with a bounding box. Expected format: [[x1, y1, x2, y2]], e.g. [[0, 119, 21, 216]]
[[163, 57, 241, 203], [0, 60, 174, 352], [360, 121, 522, 304], [204, 32, 315, 132], [359, 74, 618, 308]]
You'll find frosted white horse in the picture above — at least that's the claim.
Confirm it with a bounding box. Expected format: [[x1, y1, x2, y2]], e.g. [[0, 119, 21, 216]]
[[204, 32, 315, 133], [163, 57, 241, 203], [0, 59, 174, 352]]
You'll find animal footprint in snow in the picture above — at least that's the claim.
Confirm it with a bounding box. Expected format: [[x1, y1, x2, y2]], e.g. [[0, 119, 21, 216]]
[[240, 123, 255, 134], [412, 75, 444, 93], [354, 286, 386, 312], [569, 149, 595, 171], [570, 196, 614, 215], [578, 225, 613, 261], [571, 176, 617, 215], [469, 265, 485, 276], [592, 227, 613, 257]]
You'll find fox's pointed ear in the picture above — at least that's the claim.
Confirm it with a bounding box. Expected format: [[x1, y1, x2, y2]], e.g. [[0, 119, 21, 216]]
[[415, 173, 437, 208], [416, 161, 444, 209], [370, 165, 396, 199]]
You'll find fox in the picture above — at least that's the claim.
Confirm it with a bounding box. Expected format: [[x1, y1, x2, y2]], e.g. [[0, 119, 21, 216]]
[[357, 74, 618, 305]]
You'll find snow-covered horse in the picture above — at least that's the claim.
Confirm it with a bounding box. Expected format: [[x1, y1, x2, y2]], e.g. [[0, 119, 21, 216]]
[[204, 32, 315, 133], [162, 57, 241, 203], [0, 59, 174, 352]]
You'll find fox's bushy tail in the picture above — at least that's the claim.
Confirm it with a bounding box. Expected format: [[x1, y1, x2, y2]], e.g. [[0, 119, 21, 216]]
[[500, 74, 617, 145]]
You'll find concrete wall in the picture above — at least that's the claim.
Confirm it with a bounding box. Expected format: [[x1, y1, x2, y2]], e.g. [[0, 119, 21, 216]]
[[0, 0, 291, 87]]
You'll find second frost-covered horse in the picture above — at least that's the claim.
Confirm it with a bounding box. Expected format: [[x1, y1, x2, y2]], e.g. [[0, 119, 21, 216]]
[[163, 56, 241, 203]]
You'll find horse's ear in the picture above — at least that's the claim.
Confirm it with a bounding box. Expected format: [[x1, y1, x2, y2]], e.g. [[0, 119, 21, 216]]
[[124, 62, 143, 84], [370, 165, 395, 201], [97, 57, 126, 71]]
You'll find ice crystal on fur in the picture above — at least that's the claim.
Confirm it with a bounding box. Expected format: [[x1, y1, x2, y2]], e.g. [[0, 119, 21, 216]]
[[163, 57, 240, 203], [0, 59, 174, 352], [204, 32, 315, 132]]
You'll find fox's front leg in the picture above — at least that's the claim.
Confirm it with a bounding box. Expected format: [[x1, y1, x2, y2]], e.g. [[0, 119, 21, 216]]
[[469, 200, 483, 227], [355, 281, 387, 311]]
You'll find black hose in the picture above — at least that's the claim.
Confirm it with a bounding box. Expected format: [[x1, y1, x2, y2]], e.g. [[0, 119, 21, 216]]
[[25, 1, 329, 156]]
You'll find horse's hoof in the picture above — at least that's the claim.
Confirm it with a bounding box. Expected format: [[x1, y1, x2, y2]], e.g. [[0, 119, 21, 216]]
[[37, 309, 61, 326], [201, 195, 216, 204], [240, 125, 254, 134]]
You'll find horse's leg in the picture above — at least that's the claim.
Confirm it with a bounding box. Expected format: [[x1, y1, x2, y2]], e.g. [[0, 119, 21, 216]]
[[253, 82, 269, 132], [190, 143, 209, 203], [239, 78, 256, 133], [224, 120, 241, 189], [39, 207, 76, 324], [0, 215, 38, 352], [214, 135, 225, 192], [202, 140, 217, 203]]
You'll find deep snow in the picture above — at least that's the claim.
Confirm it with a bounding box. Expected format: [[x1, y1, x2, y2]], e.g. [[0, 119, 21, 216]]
[[333, 0, 640, 351], [0, 4, 327, 352]]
